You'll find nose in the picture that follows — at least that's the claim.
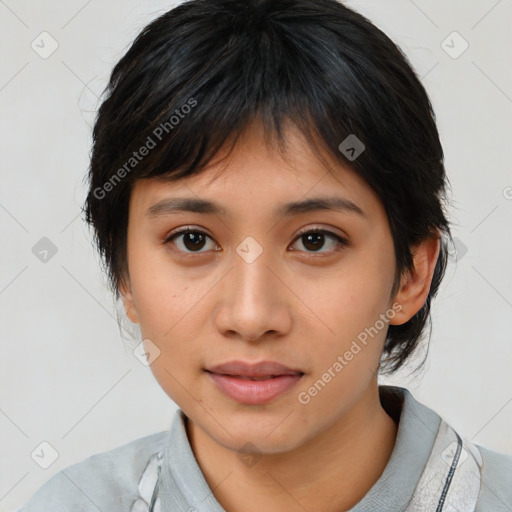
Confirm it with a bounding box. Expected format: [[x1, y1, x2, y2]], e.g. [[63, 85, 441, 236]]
[[213, 252, 293, 343]]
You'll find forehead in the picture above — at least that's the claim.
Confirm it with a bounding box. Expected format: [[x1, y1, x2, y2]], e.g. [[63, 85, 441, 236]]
[[129, 121, 385, 224]]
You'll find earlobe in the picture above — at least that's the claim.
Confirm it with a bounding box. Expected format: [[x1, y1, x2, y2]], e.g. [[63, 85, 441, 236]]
[[389, 233, 440, 326], [119, 278, 140, 324]]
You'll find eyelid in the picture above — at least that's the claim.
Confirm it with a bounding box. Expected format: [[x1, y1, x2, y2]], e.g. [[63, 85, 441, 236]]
[[164, 224, 347, 240], [165, 225, 212, 240], [294, 224, 347, 240]]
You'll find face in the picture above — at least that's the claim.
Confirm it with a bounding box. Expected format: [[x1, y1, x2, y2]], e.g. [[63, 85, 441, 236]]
[[120, 120, 408, 455]]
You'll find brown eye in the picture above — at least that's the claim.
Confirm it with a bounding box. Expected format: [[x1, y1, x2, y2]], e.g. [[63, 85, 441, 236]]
[[165, 229, 218, 253], [164, 227, 348, 256], [291, 228, 348, 254]]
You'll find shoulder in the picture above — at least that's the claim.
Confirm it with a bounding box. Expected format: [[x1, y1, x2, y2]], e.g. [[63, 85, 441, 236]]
[[475, 443, 512, 511], [17, 430, 168, 512], [394, 386, 512, 510]]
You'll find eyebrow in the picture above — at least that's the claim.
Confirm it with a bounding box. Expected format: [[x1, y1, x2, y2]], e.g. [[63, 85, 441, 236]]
[[145, 196, 366, 219]]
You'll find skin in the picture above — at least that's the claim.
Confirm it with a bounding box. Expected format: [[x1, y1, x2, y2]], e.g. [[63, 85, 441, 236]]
[[120, 119, 440, 511]]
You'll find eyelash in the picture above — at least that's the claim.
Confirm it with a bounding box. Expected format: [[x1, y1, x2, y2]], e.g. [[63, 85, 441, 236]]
[[163, 226, 349, 256]]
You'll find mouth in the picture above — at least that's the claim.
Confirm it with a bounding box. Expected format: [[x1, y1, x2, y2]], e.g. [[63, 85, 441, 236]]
[[204, 360, 305, 405]]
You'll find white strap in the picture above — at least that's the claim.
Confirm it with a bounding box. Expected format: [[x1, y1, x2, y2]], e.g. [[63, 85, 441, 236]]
[[130, 451, 163, 512], [406, 420, 482, 511]]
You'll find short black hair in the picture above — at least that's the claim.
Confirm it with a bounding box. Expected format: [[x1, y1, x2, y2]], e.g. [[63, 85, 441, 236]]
[[83, 0, 453, 374]]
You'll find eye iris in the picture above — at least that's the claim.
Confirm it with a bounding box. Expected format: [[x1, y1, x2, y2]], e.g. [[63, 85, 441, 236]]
[[303, 232, 325, 252], [183, 232, 206, 251]]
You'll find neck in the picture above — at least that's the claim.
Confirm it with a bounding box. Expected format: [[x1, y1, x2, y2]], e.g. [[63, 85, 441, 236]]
[[186, 383, 398, 512]]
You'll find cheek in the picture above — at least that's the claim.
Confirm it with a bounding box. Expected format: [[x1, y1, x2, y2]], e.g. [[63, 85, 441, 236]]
[[127, 245, 206, 336], [310, 264, 392, 336], [135, 282, 196, 344], [300, 257, 394, 374]]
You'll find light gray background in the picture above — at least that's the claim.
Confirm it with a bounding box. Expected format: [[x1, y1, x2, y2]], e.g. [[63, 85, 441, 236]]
[[1, 0, 511, 510]]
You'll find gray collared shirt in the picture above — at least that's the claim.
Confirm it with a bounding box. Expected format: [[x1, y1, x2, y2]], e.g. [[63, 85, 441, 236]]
[[18, 385, 512, 511]]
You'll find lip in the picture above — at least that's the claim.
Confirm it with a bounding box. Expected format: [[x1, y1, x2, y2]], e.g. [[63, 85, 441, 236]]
[[206, 360, 303, 377], [205, 360, 304, 405]]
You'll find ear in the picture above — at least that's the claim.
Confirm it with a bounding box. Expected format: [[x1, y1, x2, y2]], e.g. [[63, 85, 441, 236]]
[[389, 233, 441, 326], [119, 276, 140, 324]]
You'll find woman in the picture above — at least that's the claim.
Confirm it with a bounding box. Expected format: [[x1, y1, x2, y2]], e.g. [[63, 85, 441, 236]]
[[19, 0, 512, 510]]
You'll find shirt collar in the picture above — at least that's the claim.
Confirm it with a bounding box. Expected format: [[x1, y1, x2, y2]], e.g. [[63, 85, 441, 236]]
[[157, 385, 441, 511], [348, 385, 441, 511]]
